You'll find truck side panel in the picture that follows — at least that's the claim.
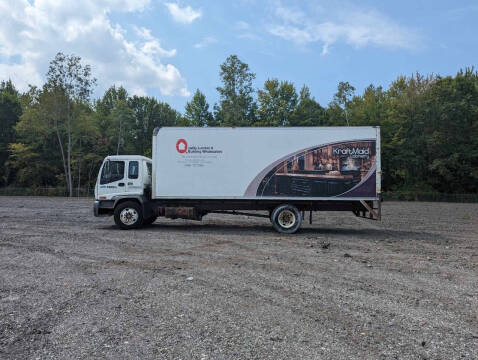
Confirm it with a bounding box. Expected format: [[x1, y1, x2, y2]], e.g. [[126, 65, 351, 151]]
[[153, 127, 380, 201]]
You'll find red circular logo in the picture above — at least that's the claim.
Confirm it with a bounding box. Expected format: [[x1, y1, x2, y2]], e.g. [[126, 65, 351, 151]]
[[176, 139, 188, 153]]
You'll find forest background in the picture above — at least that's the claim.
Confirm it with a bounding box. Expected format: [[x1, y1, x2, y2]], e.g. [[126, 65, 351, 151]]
[[0, 53, 476, 199]]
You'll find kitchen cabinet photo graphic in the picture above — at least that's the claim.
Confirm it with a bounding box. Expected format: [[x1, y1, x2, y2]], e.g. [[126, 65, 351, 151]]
[[256, 140, 376, 197]]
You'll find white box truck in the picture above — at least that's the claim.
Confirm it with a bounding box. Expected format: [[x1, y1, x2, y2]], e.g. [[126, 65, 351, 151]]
[[94, 126, 381, 233]]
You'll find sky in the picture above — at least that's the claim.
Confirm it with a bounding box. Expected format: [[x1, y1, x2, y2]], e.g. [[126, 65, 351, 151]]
[[1, 0, 477, 112]]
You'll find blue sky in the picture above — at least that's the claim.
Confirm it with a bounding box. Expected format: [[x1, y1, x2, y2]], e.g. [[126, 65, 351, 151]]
[[1, 0, 477, 112]]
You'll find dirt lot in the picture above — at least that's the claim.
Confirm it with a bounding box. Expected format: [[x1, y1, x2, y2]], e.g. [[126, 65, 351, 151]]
[[0, 197, 477, 359]]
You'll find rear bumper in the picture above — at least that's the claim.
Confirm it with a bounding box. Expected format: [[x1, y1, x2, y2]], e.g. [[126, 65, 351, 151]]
[[93, 200, 114, 217]]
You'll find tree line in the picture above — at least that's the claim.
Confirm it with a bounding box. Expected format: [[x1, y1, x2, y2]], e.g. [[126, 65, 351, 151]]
[[0, 53, 477, 195]]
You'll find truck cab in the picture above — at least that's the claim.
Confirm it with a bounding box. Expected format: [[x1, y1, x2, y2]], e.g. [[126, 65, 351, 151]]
[[94, 155, 153, 219]]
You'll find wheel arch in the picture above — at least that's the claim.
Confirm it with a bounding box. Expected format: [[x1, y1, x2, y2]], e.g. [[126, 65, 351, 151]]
[[112, 195, 155, 219], [113, 196, 143, 209]]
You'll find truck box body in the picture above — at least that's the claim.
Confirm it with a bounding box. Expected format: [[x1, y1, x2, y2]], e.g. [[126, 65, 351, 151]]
[[152, 127, 381, 200]]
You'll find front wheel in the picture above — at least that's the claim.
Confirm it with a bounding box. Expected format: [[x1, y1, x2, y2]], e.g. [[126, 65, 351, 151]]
[[271, 204, 302, 234], [114, 201, 143, 229]]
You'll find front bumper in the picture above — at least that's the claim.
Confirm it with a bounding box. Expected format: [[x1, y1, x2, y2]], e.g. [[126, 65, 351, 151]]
[[94, 200, 100, 217], [93, 200, 114, 217]]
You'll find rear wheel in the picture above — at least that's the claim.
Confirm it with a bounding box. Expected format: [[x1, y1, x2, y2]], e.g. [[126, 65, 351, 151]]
[[114, 201, 143, 229], [271, 204, 302, 234]]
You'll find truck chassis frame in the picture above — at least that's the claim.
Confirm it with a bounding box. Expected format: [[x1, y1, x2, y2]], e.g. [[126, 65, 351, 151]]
[[95, 197, 382, 231]]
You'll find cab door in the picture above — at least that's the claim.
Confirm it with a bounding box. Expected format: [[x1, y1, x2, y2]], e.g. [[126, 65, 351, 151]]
[[98, 160, 126, 198], [126, 160, 143, 195]]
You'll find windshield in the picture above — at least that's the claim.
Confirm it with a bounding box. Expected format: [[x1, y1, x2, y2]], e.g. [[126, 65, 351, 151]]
[[100, 160, 125, 184]]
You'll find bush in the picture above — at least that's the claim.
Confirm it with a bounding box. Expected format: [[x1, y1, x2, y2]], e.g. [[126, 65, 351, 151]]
[[383, 191, 478, 203], [0, 187, 94, 197]]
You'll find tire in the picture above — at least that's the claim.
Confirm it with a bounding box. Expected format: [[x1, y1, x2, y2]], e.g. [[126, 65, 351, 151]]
[[114, 201, 143, 230], [271, 204, 302, 234], [143, 215, 158, 225]]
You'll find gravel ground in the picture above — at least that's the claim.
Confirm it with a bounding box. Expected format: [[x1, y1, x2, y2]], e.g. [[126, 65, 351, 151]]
[[0, 197, 477, 360]]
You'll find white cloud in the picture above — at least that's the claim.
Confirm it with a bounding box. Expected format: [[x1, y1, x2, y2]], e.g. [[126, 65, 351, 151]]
[[194, 36, 217, 49], [0, 0, 190, 97], [237, 33, 262, 41], [234, 20, 262, 41], [133, 26, 177, 57], [165, 3, 202, 24], [0, 62, 43, 92], [268, 4, 421, 54], [235, 21, 251, 31], [274, 5, 306, 24]]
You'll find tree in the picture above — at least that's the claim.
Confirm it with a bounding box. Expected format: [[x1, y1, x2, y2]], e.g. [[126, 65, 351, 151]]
[[215, 55, 256, 126], [95, 88, 186, 158], [184, 89, 213, 127], [256, 79, 298, 126], [94, 86, 128, 156], [2, 57, 477, 196], [289, 85, 326, 126], [6, 143, 57, 187], [0, 80, 22, 185], [111, 100, 135, 155], [331, 81, 355, 125], [346, 85, 386, 126], [423, 69, 478, 193], [13, 86, 63, 187], [382, 73, 434, 190], [127, 96, 184, 156], [127, 95, 158, 155], [72, 106, 99, 195], [43, 52, 96, 196]]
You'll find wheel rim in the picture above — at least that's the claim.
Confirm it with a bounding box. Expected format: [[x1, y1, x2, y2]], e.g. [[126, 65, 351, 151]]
[[277, 209, 296, 229], [120, 208, 138, 225]]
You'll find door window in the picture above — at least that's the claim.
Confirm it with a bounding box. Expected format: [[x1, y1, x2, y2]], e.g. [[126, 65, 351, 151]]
[[100, 161, 125, 184], [128, 161, 139, 179]]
